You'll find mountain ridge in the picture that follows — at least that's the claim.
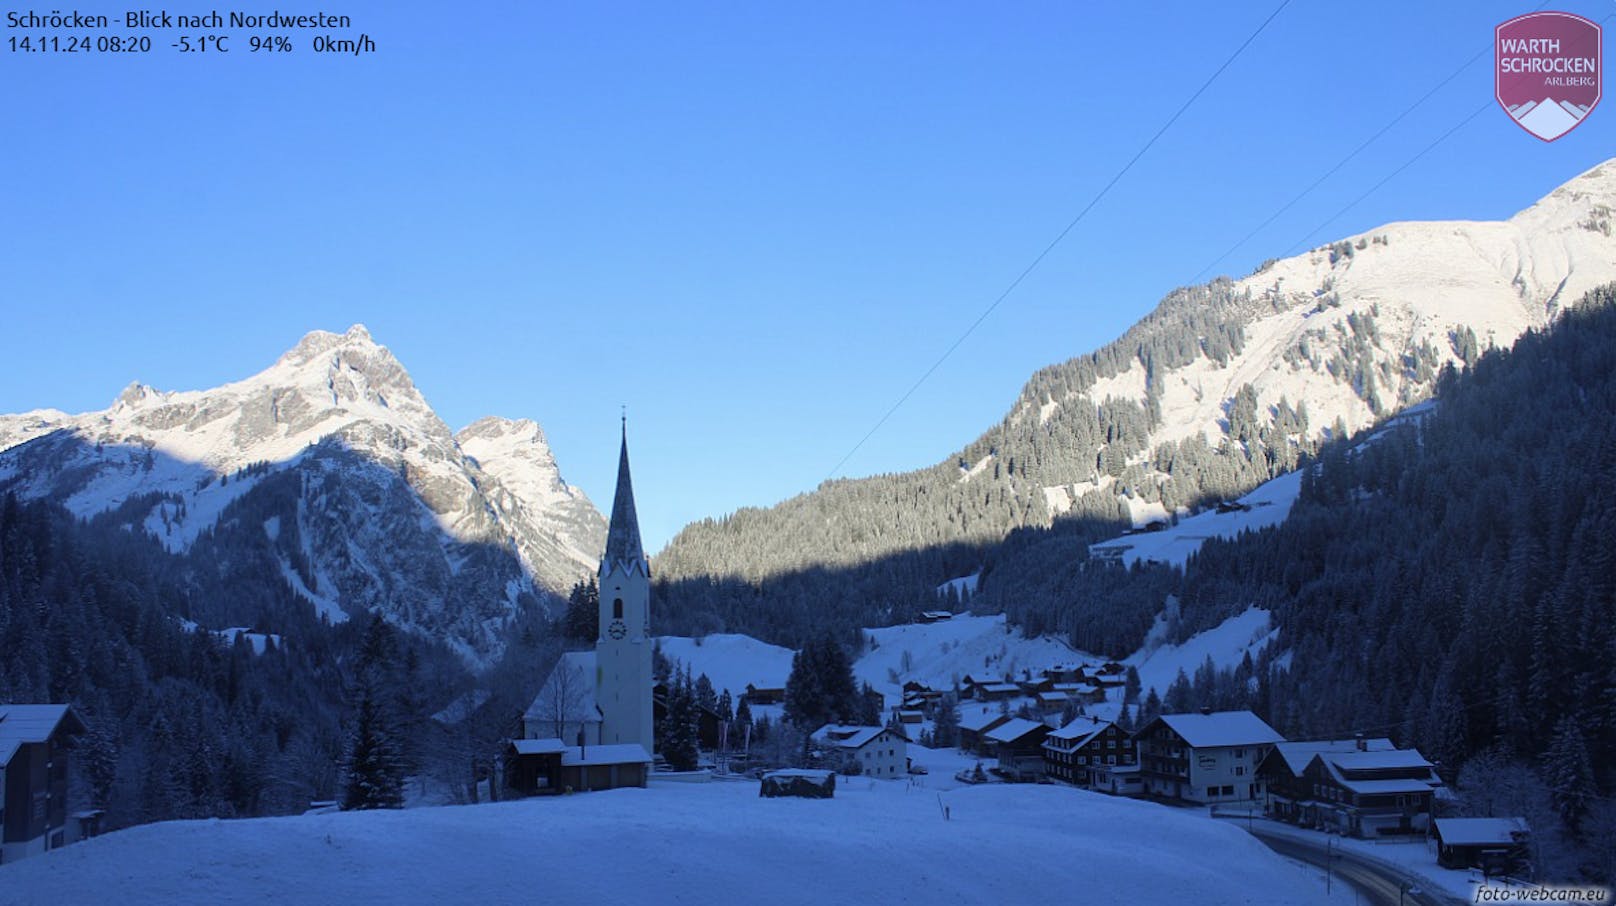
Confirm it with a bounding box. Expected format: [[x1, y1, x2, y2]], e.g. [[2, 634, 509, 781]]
[[0, 324, 606, 664]]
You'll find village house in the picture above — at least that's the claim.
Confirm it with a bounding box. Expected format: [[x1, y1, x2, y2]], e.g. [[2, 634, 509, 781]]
[[1135, 709, 1283, 804], [985, 718, 1050, 780], [957, 710, 1012, 756], [1043, 716, 1134, 786], [742, 683, 785, 706], [1260, 736, 1442, 837], [972, 681, 1022, 702], [1432, 817, 1532, 876], [1, 704, 85, 865], [811, 725, 909, 778], [1089, 761, 1144, 796]]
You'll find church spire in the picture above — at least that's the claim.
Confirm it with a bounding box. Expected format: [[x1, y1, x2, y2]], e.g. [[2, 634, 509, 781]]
[[601, 419, 646, 576]]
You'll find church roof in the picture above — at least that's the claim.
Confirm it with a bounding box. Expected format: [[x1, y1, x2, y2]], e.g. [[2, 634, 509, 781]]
[[524, 651, 602, 726], [601, 423, 646, 576]]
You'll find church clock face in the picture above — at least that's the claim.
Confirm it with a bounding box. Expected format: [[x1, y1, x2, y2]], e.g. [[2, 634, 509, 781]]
[[608, 619, 627, 640]]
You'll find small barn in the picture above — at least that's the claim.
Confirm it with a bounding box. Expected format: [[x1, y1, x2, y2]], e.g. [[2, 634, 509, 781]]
[[1433, 817, 1532, 875], [559, 744, 652, 792]]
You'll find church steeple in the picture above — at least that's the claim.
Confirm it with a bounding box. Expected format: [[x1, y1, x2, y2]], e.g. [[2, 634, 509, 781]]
[[601, 419, 647, 577]]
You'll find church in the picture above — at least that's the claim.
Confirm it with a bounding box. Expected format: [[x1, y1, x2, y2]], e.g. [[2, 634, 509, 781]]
[[508, 423, 655, 793]]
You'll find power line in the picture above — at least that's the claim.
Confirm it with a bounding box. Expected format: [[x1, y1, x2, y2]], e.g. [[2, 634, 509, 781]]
[[1282, 9, 1614, 257], [1185, 0, 1553, 284], [822, 0, 1294, 482]]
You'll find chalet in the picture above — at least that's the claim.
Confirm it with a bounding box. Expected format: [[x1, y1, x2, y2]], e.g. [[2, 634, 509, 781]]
[[1433, 817, 1532, 875], [0, 704, 85, 864], [743, 683, 785, 706], [1135, 709, 1283, 804], [1260, 737, 1442, 837], [917, 611, 954, 624], [1041, 664, 1086, 684], [1043, 716, 1134, 786], [901, 680, 935, 698], [1033, 692, 1071, 714], [958, 710, 1012, 755], [894, 710, 924, 727], [811, 725, 909, 778], [972, 682, 1021, 702], [1089, 761, 1144, 796], [985, 718, 1050, 779]]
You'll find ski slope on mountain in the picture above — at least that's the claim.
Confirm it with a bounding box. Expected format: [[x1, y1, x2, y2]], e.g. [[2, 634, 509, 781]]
[[0, 780, 1338, 906]]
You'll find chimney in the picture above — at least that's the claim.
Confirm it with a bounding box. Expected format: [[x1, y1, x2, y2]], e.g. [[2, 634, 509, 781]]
[[1355, 732, 1366, 752], [1199, 706, 1212, 716]]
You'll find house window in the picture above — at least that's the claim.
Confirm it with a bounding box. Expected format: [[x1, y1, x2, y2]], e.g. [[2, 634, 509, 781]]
[[612, 598, 623, 619], [1235, 766, 1245, 776], [1235, 749, 1245, 758]]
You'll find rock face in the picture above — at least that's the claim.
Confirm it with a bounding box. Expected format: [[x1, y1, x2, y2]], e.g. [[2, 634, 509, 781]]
[[0, 325, 606, 666]]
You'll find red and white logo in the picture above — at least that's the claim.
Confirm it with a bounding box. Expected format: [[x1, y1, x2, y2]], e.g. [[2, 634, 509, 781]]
[[1496, 11, 1601, 141]]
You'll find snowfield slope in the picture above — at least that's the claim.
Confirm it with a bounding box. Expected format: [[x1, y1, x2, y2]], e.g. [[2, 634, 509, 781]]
[[0, 781, 1336, 906]]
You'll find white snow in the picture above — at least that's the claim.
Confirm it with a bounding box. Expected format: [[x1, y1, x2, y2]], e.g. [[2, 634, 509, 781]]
[[0, 325, 604, 602], [1040, 159, 1616, 480], [1090, 468, 1304, 567], [855, 613, 1092, 704], [1126, 606, 1277, 702], [934, 570, 980, 599], [0, 779, 1338, 905], [956, 453, 993, 483], [655, 634, 796, 702]]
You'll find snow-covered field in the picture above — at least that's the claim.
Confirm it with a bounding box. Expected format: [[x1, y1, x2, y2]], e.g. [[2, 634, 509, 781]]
[[1088, 469, 1304, 568], [855, 614, 1089, 702], [655, 633, 796, 701], [0, 780, 1339, 905], [1126, 606, 1278, 702]]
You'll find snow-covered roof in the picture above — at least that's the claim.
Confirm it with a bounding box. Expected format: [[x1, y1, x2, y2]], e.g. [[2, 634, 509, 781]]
[[0, 705, 84, 766], [1435, 818, 1531, 846], [812, 725, 903, 751], [977, 682, 1020, 694], [1048, 717, 1113, 746], [985, 718, 1046, 744], [1154, 711, 1283, 748], [1327, 749, 1432, 772], [524, 651, 601, 724], [562, 744, 651, 767], [958, 711, 1010, 733], [1269, 738, 1395, 775], [510, 738, 567, 756]]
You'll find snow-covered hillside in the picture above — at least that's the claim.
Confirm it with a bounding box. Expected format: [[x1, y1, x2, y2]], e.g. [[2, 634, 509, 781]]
[[1038, 158, 1616, 516], [0, 325, 606, 663], [856, 614, 1089, 701], [0, 781, 1338, 905], [655, 633, 796, 701], [1088, 469, 1303, 567]]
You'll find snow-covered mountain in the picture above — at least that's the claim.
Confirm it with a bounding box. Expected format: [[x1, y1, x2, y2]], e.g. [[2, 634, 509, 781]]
[[1034, 157, 1616, 518], [0, 325, 606, 665]]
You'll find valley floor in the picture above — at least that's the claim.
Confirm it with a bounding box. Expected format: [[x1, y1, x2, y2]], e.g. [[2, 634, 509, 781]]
[[0, 777, 1343, 905]]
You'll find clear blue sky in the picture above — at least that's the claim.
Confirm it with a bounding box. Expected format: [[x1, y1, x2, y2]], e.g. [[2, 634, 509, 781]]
[[3, 1, 1612, 551]]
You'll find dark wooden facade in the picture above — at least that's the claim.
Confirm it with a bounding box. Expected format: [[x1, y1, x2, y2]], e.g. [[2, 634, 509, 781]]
[[1, 705, 85, 864], [1043, 721, 1134, 786]]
